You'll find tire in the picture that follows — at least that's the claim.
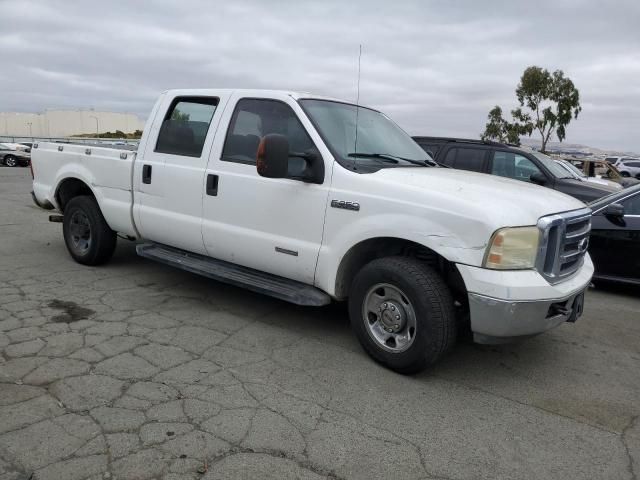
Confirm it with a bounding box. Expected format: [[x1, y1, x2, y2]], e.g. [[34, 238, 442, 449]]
[[4, 155, 17, 167], [621, 171, 630, 177], [62, 196, 117, 265], [348, 256, 457, 374]]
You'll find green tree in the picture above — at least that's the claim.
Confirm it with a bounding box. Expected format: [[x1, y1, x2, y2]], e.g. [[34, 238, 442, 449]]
[[170, 109, 190, 122], [482, 66, 582, 152], [481, 106, 531, 145]]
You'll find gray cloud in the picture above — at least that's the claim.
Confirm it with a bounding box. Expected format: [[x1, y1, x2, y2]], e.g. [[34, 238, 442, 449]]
[[1, 0, 639, 152]]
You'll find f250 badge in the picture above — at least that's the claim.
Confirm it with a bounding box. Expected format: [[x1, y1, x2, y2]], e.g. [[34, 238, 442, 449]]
[[331, 200, 360, 211]]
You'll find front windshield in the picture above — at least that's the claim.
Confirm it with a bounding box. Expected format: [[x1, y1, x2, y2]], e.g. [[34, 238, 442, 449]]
[[605, 163, 622, 179], [299, 99, 432, 171], [532, 152, 575, 178], [560, 160, 587, 178]]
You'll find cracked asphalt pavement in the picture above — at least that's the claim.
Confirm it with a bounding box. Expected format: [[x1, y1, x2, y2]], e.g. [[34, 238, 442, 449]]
[[1, 167, 639, 480]]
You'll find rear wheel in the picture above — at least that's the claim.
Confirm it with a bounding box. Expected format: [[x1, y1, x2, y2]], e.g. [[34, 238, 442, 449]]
[[348, 256, 457, 374], [62, 196, 116, 265], [4, 155, 17, 167]]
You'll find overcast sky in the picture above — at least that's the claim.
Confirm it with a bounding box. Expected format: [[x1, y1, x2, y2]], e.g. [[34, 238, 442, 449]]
[[2, 0, 639, 152]]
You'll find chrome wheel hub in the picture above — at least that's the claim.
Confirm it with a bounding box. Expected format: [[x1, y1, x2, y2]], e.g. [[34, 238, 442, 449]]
[[69, 211, 92, 254], [379, 301, 405, 333], [362, 283, 417, 353]]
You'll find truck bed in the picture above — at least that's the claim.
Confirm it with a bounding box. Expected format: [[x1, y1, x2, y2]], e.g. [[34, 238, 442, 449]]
[[31, 142, 138, 236]]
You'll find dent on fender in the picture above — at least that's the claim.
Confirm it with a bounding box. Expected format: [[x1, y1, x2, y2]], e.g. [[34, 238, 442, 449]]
[[415, 232, 487, 251]]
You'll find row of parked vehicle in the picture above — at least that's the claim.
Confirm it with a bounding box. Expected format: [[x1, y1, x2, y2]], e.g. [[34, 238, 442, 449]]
[[1, 142, 32, 167], [413, 137, 639, 286]]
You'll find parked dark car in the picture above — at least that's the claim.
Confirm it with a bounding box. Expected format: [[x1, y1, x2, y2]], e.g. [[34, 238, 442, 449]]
[[413, 137, 618, 202], [588, 185, 640, 285]]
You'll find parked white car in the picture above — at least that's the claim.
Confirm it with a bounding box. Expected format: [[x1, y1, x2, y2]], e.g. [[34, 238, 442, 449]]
[[31, 89, 593, 372], [615, 159, 640, 179]]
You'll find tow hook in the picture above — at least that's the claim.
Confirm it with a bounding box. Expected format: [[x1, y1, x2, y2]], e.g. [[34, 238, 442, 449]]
[[49, 215, 64, 223]]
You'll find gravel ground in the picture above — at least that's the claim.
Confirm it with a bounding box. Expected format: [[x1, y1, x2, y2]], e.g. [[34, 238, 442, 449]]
[[1, 166, 639, 480]]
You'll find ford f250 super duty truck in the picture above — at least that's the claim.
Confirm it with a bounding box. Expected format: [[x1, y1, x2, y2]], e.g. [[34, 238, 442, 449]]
[[31, 89, 593, 373]]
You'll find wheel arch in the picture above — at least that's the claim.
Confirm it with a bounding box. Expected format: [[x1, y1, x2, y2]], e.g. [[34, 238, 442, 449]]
[[55, 177, 97, 213], [333, 236, 467, 301]]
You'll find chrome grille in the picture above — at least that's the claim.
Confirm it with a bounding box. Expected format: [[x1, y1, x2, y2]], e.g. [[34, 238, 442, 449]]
[[536, 208, 591, 284]]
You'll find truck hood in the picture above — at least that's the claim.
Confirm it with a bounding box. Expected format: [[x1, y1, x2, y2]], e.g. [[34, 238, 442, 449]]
[[371, 167, 586, 227]]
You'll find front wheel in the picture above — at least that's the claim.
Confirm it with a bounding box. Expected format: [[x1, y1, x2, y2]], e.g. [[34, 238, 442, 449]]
[[62, 196, 117, 265], [348, 256, 457, 374], [4, 155, 17, 167]]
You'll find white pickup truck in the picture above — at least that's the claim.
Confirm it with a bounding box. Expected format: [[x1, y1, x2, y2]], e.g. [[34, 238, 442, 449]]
[[31, 89, 593, 373]]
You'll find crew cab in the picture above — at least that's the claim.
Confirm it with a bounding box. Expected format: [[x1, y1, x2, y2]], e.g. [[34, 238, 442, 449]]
[[31, 89, 594, 373], [413, 137, 618, 203]]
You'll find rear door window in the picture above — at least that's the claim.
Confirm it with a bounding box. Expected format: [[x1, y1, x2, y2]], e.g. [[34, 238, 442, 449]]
[[155, 97, 218, 157], [443, 147, 486, 172]]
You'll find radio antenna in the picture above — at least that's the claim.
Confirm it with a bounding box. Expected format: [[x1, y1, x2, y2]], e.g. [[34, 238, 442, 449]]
[[353, 44, 362, 170]]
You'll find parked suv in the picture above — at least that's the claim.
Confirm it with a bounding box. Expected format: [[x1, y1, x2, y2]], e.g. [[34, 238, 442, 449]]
[[615, 159, 640, 178], [413, 137, 618, 202]]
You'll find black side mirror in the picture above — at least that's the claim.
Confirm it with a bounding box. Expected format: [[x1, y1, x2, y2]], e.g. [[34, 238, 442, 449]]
[[289, 149, 325, 184], [604, 203, 625, 218], [530, 172, 547, 185], [256, 134, 289, 179]]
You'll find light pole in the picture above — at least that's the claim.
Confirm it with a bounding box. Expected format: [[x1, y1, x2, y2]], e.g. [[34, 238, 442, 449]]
[[27, 122, 32, 137], [89, 115, 99, 136]]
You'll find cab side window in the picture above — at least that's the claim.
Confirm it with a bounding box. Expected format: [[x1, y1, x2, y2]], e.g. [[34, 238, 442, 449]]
[[442, 147, 486, 172], [491, 151, 542, 182], [155, 97, 218, 157], [221, 99, 316, 177]]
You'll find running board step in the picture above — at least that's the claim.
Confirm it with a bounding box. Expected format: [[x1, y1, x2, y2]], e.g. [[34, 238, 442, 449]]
[[136, 243, 331, 307]]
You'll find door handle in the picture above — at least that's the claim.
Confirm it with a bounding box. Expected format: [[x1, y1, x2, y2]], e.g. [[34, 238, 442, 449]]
[[142, 165, 152, 184], [206, 174, 219, 196]]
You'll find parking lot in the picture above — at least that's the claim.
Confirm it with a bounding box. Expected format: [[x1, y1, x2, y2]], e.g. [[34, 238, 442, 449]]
[[0, 166, 639, 480]]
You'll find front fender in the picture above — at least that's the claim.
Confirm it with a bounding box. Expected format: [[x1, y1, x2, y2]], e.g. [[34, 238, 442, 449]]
[[314, 212, 488, 297]]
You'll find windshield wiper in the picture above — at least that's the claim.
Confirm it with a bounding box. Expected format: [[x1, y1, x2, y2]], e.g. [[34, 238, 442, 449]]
[[347, 152, 431, 167]]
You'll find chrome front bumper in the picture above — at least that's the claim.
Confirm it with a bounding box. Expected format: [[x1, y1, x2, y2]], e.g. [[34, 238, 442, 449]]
[[469, 287, 586, 344]]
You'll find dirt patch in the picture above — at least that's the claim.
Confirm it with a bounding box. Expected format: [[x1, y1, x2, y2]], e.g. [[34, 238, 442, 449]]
[[48, 299, 95, 323]]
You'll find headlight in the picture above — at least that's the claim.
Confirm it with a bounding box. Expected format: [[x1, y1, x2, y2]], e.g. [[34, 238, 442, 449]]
[[483, 226, 540, 270]]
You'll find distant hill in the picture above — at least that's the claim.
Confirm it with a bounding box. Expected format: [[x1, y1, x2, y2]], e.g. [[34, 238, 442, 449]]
[[520, 138, 639, 157]]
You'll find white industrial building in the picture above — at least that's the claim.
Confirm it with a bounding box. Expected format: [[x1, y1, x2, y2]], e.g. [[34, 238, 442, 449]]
[[0, 110, 145, 137]]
